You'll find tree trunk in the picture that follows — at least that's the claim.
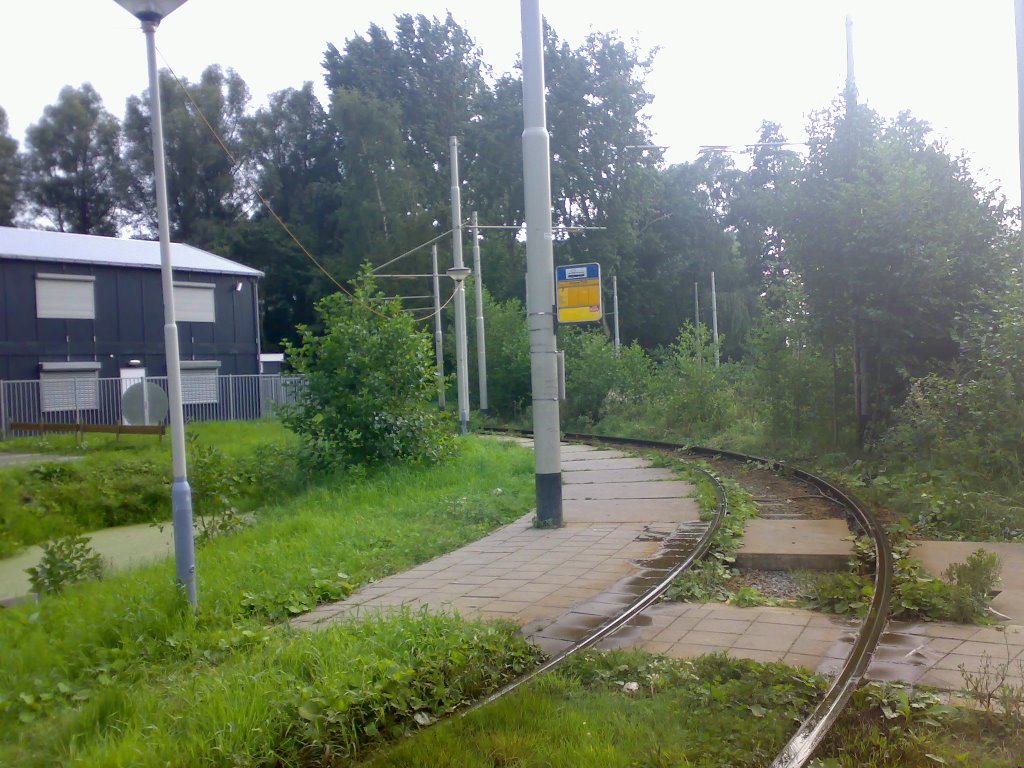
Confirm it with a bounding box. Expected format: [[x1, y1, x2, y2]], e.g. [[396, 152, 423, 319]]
[[852, 324, 870, 448]]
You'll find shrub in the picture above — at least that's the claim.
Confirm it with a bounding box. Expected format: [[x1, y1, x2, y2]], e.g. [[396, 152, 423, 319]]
[[281, 268, 456, 469], [26, 534, 104, 595], [559, 327, 653, 426], [471, 291, 531, 419]]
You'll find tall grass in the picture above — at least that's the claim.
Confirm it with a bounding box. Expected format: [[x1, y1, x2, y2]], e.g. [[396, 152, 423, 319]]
[[0, 436, 536, 766]]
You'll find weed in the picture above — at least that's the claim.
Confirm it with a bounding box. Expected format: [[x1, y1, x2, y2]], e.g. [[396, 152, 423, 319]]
[[798, 534, 996, 623]]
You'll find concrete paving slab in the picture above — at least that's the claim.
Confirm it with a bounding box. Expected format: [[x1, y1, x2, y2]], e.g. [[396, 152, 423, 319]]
[[736, 518, 854, 571], [913, 540, 1024, 623], [561, 457, 653, 471], [562, 467, 678, 484], [563, 480, 694, 500], [563, 497, 699, 524], [561, 450, 631, 461]]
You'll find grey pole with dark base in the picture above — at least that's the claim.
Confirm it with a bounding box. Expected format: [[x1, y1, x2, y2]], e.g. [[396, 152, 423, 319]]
[[520, 0, 562, 526], [125, 4, 196, 606]]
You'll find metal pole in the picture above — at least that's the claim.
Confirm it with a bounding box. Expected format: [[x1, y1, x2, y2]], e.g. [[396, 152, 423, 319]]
[[612, 275, 620, 352], [471, 211, 489, 414], [449, 136, 470, 434], [1016, 0, 1024, 295], [144, 20, 196, 607], [521, 0, 562, 527], [711, 271, 720, 367], [431, 245, 446, 410], [694, 281, 700, 328]]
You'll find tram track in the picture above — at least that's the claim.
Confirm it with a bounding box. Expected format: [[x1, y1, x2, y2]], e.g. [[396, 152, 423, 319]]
[[482, 428, 894, 768]]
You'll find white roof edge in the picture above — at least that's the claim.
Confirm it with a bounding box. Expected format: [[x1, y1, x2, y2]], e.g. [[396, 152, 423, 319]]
[[0, 227, 263, 278]]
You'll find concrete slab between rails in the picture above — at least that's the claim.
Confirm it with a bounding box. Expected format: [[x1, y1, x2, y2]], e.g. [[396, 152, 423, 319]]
[[912, 540, 1024, 624], [736, 518, 854, 572]]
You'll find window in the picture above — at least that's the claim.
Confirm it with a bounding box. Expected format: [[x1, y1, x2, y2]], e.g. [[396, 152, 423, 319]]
[[39, 362, 101, 412], [36, 274, 95, 319], [180, 360, 221, 405], [173, 282, 215, 323]]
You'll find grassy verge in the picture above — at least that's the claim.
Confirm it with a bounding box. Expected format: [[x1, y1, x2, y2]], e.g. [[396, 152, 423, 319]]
[[0, 421, 299, 557], [354, 650, 1023, 768], [0, 435, 538, 766]]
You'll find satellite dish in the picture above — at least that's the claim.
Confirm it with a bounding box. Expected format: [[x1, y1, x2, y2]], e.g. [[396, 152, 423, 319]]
[[122, 381, 169, 426]]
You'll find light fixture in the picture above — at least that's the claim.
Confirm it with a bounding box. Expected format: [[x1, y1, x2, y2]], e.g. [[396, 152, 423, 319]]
[[446, 266, 471, 284], [113, 0, 188, 22]]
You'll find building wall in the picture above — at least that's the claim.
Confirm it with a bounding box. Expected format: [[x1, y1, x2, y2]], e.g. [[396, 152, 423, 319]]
[[0, 258, 261, 382]]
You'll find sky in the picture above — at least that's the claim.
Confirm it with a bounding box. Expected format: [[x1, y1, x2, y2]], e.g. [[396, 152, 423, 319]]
[[1, 1, 1020, 203]]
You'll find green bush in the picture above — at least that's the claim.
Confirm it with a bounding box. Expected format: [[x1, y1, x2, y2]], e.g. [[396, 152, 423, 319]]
[[559, 327, 653, 426], [26, 534, 105, 595], [281, 268, 456, 469], [471, 291, 531, 419]]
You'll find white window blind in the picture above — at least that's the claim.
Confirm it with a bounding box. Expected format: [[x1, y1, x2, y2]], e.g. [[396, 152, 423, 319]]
[[173, 282, 215, 323], [39, 363, 101, 412], [36, 274, 95, 319], [181, 361, 221, 405]]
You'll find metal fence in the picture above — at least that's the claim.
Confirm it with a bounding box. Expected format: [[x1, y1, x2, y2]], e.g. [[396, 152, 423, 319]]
[[0, 374, 305, 438]]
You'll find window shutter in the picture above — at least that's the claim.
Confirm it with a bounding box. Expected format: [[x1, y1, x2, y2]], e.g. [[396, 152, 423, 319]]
[[36, 274, 95, 319], [173, 282, 216, 323]]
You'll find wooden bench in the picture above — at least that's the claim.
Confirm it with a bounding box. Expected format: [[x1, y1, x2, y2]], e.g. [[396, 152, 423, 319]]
[[9, 421, 166, 441]]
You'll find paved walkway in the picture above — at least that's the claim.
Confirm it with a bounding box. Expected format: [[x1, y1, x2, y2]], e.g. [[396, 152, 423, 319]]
[[292, 438, 1013, 692]]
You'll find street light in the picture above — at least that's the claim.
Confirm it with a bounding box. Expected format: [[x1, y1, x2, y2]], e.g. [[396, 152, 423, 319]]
[[114, 0, 196, 607]]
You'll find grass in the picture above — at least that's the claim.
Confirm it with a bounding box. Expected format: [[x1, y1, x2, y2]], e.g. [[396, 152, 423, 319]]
[[0, 421, 299, 557], [0, 433, 539, 766], [353, 651, 1024, 768]]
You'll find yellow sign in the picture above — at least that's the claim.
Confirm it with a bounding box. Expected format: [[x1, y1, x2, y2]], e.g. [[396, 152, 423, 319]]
[[556, 263, 602, 323]]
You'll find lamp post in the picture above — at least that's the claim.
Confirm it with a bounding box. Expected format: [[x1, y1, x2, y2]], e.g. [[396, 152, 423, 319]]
[[114, 0, 196, 607]]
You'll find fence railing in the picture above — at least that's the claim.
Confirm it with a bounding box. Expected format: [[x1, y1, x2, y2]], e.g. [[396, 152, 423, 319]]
[[0, 374, 305, 438]]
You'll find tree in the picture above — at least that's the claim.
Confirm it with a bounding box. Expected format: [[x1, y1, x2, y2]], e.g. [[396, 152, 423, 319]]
[[123, 65, 249, 247], [0, 106, 20, 226], [236, 84, 345, 346], [281, 269, 455, 468], [786, 99, 1010, 444], [22, 84, 122, 234]]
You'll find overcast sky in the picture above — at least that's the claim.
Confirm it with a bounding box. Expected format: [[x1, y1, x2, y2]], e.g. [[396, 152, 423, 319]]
[[2, 1, 1019, 203]]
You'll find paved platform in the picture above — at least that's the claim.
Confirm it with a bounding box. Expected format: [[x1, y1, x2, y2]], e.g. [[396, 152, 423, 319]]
[[294, 444, 701, 635], [291, 437, 1023, 693]]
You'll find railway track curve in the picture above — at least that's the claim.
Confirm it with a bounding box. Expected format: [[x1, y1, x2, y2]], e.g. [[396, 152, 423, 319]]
[[480, 428, 893, 768]]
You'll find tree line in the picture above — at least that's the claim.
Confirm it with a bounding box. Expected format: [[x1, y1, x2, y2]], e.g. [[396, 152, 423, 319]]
[[0, 13, 1015, 450]]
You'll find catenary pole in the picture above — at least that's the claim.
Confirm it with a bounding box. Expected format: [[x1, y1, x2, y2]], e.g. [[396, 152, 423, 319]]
[[431, 244, 445, 410], [449, 137, 470, 434], [612, 275, 621, 352], [1016, 0, 1024, 296], [711, 271, 720, 367], [471, 211, 489, 414], [521, 0, 563, 526]]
